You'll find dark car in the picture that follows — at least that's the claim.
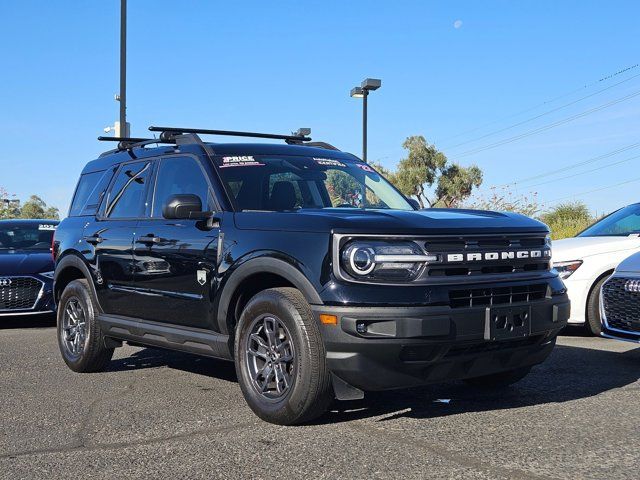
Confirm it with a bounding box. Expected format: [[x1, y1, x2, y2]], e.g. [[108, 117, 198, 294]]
[[53, 127, 569, 425], [0, 219, 58, 318]]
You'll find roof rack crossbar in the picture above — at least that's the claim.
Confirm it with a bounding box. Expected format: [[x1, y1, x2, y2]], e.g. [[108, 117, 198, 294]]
[[97, 136, 175, 152], [148, 126, 311, 144]]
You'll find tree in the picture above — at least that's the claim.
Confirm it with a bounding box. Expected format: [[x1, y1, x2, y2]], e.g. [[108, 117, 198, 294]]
[[392, 136, 482, 208], [539, 201, 594, 240], [19, 195, 60, 220]]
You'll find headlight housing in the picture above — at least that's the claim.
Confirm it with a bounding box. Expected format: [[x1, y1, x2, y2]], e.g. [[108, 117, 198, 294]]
[[553, 260, 582, 280], [39, 270, 55, 279], [340, 240, 438, 282]]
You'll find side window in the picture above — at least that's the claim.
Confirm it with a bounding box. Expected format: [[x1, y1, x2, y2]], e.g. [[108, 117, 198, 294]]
[[152, 156, 212, 218], [105, 161, 152, 219], [69, 170, 108, 216]]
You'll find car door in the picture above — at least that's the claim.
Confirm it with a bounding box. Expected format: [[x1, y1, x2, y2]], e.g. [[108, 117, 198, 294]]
[[130, 154, 220, 329], [87, 160, 152, 316]]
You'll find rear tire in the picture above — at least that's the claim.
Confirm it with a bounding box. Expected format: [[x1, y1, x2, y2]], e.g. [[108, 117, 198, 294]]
[[57, 279, 114, 373], [463, 366, 531, 388], [234, 287, 333, 425], [586, 275, 610, 336]]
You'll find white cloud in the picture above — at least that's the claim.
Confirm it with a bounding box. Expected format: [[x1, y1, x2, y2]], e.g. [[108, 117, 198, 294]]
[[454, 20, 463, 29]]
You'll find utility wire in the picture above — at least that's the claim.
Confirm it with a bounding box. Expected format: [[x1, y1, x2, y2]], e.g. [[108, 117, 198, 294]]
[[508, 142, 640, 185], [445, 72, 640, 150], [547, 176, 640, 204], [451, 89, 640, 159], [524, 153, 640, 188], [440, 63, 639, 144]]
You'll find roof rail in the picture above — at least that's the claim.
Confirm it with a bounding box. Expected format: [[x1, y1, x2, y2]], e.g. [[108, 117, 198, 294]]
[[149, 126, 312, 144], [97, 135, 175, 152]]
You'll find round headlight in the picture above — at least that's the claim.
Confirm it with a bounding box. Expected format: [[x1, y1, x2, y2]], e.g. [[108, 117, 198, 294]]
[[349, 247, 376, 275]]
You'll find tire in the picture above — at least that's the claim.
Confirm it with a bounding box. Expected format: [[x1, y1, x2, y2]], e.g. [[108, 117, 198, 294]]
[[463, 366, 532, 388], [57, 279, 114, 373], [234, 287, 333, 425], [586, 275, 610, 336]]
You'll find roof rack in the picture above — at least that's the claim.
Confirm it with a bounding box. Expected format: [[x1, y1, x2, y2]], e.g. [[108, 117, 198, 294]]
[[148, 126, 312, 145], [97, 135, 175, 152]]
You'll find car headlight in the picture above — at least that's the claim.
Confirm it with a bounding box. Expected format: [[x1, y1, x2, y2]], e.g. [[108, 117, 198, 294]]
[[39, 271, 55, 279], [340, 240, 438, 282], [553, 260, 582, 280]]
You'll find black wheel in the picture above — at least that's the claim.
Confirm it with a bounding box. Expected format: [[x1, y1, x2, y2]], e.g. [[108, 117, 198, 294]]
[[586, 275, 610, 336], [57, 279, 114, 372], [463, 366, 532, 388], [234, 287, 333, 425]]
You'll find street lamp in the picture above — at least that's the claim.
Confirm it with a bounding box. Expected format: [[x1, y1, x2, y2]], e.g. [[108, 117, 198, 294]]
[[350, 78, 381, 161]]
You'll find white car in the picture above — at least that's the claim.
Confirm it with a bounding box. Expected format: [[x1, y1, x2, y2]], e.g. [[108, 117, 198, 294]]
[[552, 202, 640, 335]]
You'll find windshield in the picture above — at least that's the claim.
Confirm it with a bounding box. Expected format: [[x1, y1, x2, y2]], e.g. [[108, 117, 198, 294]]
[[0, 223, 57, 250], [579, 204, 640, 237], [215, 155, 413, 211]]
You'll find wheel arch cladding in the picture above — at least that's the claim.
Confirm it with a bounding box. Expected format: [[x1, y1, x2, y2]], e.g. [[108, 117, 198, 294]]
[[217, 256, 322, 336], [54, 254, 100, 308]]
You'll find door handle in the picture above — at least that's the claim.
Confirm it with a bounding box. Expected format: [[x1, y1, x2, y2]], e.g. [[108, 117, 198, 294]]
[[136, 235, 162, 245], [84, 235, 103, 245]]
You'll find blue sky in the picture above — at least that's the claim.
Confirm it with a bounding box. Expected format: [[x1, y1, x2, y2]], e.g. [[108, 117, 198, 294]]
[[1, 0, 638, 216]]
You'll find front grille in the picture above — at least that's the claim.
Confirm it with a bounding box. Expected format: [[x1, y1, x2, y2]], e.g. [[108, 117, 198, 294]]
[[449, 283, 549, 308], [0, 277, 43, 311], [424, 234, 550, 278], [602, 277, 640, 333]]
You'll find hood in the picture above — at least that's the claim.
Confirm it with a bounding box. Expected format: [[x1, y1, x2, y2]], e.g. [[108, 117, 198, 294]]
[[0, 250, 54, 276], [234, 208, 548, 235], [552, 235, 640, 262], [615, 251, 640, 273]]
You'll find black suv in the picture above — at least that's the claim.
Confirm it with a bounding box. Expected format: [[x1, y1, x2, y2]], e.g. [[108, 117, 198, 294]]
[[53, 126, 569, 425]]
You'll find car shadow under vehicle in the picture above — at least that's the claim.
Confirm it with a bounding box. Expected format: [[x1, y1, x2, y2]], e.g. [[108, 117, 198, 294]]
[[0, 313, 56, 329], [105, 339, 640, 425]]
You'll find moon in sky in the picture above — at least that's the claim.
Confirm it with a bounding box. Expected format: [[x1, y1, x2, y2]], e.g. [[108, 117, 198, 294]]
[[454, 20, 463, 29]]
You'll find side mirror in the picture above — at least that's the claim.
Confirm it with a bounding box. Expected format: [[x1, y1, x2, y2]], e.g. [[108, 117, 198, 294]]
[[408, 199, 420, 210], [162, 194, 210, 220]]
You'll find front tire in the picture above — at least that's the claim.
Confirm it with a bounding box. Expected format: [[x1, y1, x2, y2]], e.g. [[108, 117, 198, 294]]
[[234, 287, 333, 425], [57, 279, 114, 372], [586, 275, 609, 336], [463, 366, 532, 388]]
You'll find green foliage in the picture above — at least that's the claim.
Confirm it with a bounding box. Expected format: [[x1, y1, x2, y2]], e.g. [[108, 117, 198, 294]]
[[539, 201, 594, 240], [464, 186, 542, 217], [384, 136, 483, 208], [0, 190, 59, 220]]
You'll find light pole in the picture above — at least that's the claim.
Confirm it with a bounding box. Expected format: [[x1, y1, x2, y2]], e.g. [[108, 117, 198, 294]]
[[118, 0, 127, 137], [350, 78, 381, 161]]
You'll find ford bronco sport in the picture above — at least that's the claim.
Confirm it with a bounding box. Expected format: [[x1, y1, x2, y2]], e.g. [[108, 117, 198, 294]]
[[53, 126, 569, 425]]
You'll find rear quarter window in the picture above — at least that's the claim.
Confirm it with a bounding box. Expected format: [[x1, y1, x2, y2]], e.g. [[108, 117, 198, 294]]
[[69, 169, 116, 217]]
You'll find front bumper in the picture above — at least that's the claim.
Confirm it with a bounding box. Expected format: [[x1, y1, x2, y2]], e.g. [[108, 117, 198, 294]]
[[314, 294, 569, 391], [0, 277, 55, 317]]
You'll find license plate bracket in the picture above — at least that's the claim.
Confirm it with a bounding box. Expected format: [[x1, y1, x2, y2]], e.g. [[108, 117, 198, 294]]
[[484, 305, 531, 341]]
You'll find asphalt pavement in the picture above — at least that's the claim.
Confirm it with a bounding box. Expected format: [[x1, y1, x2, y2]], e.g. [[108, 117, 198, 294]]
[[1, 316, 639, 479]]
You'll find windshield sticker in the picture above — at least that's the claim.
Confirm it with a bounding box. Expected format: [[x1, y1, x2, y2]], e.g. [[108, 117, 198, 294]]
[[220, 156, 264, 168], [313, 158, 346, 168], [38, 224, 57, 231], [356, 163, 375, 173]]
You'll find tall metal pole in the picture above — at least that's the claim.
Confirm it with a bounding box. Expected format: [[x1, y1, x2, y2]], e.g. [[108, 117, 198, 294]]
[[362, 89, 368, 161], [119, 0, 127, 136]]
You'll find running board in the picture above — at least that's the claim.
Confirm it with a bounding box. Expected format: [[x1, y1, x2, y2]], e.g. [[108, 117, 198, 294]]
[[98, 314, 233, 360]]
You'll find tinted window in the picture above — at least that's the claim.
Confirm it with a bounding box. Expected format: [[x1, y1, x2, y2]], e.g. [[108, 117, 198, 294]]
[[105, 161, 151, 218], [69, 169, 116, 217], [152, 156, 212, 218]]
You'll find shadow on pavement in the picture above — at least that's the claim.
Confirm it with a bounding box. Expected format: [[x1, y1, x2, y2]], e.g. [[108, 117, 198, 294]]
[[104, 337, 640, 425], [0, 313, 56, 329]]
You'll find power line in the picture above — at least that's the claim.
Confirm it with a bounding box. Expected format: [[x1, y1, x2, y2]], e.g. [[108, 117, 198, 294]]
[[509, 141, 640, 185], [547, 175, 640, 204], [451, 89, 640, 159], [524, 153, 640, 188], [444, 72, 640, 150], [440, 63, 639, 144]]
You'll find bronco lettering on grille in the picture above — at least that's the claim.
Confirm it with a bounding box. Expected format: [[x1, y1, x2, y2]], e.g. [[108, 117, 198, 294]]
[[445, 250, 550, 263]]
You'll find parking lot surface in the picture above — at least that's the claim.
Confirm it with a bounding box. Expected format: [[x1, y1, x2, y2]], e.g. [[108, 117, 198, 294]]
[[1, 318, 639, 479]]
